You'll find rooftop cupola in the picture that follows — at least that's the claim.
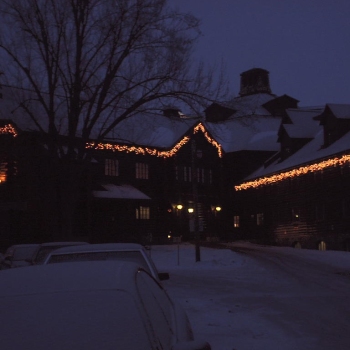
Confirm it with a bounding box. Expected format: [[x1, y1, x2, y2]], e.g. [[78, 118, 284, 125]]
[[239, 68, 272, 96]]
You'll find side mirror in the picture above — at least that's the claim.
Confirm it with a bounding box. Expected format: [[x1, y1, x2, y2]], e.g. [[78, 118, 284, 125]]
[[158, 272, 170, 281], [173, 340, 211, 350]]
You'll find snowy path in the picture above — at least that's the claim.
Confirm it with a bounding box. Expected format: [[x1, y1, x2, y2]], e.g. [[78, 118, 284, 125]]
[[150, 243, 350, 350]]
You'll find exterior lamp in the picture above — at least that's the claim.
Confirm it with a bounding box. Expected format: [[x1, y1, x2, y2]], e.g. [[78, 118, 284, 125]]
[[188, 208, 194, 213], [176, 204, 183, 210], [215, 206, 222, 212]]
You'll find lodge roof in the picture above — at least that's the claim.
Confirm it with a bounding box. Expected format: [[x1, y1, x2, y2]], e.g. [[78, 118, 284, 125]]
[[280, 108, 322, 139], [244, 117, 350, 181]]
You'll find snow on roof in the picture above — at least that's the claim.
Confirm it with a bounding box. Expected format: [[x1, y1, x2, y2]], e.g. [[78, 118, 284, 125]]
[[327, 104, 350, 119], [95, 113, 198, 148], [217, 93, 275, 118], [205, 116, 281, 153], [93, 184, 151, 199], [283, 108, 322, 138], [245, 129, 350, 180]]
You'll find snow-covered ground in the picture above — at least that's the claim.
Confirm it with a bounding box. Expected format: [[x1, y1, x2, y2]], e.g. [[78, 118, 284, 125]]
[[150, 242, 350, 350]]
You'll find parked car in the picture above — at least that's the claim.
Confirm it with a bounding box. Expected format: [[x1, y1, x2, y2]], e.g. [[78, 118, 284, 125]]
[[29, 241, 89, 265], [0, 261, 210, 349], [0, 244, 40, 269], [44, 243, 169, 281]]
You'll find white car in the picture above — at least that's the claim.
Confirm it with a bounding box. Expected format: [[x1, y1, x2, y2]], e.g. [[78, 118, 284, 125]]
[[1, 243, 40, 269], [44, 243, 169, 281], [29, 241, 89, 265], [0, 261, 210, 350]]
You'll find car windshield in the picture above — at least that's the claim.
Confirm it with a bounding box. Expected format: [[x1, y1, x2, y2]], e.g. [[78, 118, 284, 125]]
[[47, 251, 151, 274], [34, 246, 73, 264]]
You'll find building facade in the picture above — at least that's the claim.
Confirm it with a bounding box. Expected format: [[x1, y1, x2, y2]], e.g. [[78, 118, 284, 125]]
[[2, 69, 349, 251]]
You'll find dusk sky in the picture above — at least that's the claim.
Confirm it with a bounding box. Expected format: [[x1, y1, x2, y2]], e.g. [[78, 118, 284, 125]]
[[170, 0, 350, 107]]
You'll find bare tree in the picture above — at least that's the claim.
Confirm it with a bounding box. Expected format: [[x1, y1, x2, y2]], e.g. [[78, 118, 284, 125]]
[[0, 0, 228, 239]]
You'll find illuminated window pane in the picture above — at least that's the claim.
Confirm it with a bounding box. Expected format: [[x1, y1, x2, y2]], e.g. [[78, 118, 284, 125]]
[[105, 159, 119, 176], [136, 206, 150, 220], [0, 161, 7, 183], [233, 215, 240, 228], [136, 163, 149, 179]]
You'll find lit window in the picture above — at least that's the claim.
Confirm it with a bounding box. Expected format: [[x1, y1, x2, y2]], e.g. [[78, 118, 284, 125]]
[[257, 213, 264, 226], [136, 163, 149, 179], [318, 241, 327, 251], [233, 215, 240, 228], [136, 206, 150, 220], [105, 159, 119, 176], [0, 161, 7, 183]]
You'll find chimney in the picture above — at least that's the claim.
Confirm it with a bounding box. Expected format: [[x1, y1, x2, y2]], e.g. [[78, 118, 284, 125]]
[[239, 68, 272, 96]]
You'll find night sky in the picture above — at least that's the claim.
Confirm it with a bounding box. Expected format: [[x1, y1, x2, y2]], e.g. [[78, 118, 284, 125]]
[[170, 0, 350, 106]]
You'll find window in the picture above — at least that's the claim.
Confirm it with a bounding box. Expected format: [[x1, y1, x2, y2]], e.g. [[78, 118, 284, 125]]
[[233, 215, 240, 228], [136, 163, 149, 179], [257, 213, 264, 226], [209, 169, 213, 184], [315, 204, 324, 221], [318, 241, 327, 251], [105, 159, 119, 176], [196, 168, 206, 183], [136, 206, 150, 220], [0, 161, 7, 183], [182, 166, 191, 182]]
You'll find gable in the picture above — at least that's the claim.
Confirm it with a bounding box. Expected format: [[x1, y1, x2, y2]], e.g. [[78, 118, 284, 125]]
[[262, 95, 299, 117], [204, 103, 236, 122], [87, 122, 224, 158]]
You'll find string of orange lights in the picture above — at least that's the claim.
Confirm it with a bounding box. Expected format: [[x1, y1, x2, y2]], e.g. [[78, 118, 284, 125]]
[[86, 136, 192, 158], [235, 154, 350, 191], [0, 124, 17, 137], [194, 123, 223, 158], [86, 122, 223, 158]]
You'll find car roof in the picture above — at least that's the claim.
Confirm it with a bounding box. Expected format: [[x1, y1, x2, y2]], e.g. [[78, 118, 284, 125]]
[[37, 241, 89, 248], [5, 243, 39, 254], [0, 261, 144, 296], [48, 242, 145, 255], [6, 243, 39, 249]]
